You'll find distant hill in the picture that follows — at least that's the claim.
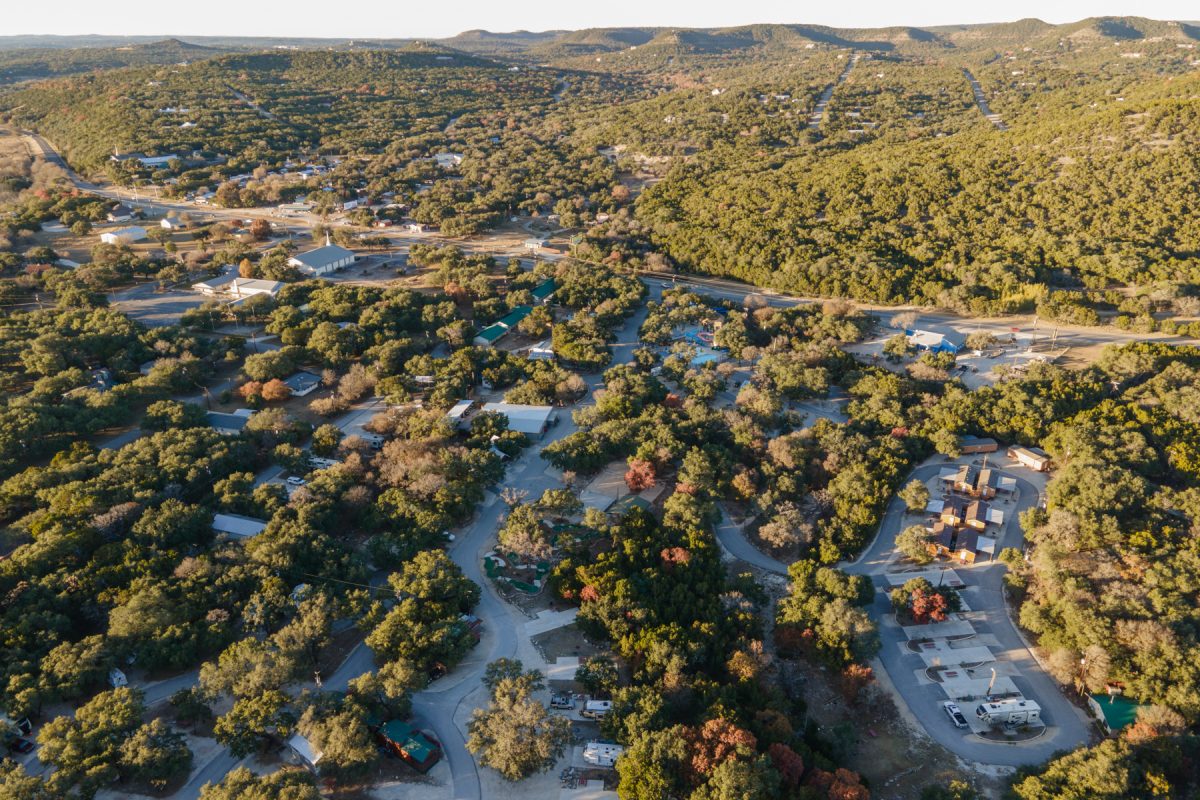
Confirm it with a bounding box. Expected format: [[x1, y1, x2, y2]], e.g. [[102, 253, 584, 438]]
[[0, 38, 227, 85], [441, 29, 564, 55]]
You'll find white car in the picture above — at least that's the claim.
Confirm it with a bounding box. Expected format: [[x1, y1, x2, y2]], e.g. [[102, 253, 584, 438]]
[[943, 701, 968, 728], [286, 476, 306, 487]]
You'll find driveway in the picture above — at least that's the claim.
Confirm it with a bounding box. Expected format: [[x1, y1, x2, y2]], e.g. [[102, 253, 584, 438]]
[[844, 462, 1092, 766]]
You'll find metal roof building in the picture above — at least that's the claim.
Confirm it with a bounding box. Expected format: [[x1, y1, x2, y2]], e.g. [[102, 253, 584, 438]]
[[287, 244, 355, 276], [480, 402, 556, 437], [212, 513, 267, 539]]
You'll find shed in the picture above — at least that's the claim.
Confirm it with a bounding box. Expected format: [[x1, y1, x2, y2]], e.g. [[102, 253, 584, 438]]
[[959, 435, 998, 454]]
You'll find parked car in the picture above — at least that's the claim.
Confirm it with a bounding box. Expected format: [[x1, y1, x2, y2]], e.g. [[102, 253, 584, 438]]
[[943, 701, 968, 728], [286, 476, 306, 487], [8, 738, 34, 754]]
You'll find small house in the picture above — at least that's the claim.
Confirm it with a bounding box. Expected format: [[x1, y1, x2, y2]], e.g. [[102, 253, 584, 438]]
[[952, 465, 997, 499], [951, 529, 981, 563], [446, 399, 475, 429], [940, 496, 969, 527], [160, 217, 189, 230], [282, 371, 322, 397], [207, 409, 253, 435], [524, 238, 548, 251], [528, 341, 555, 361], [964, 500, 990, 531], [107, 204, 134, 222], [375, 720, 441, 772], [926, 521, 956, 559]]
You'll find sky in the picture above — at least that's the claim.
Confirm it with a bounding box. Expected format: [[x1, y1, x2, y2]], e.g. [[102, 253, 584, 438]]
[[6, 0, 1199, 39]]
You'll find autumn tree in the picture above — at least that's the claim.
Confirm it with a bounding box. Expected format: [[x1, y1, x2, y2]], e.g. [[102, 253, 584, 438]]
[[625, 458, 656, 493]]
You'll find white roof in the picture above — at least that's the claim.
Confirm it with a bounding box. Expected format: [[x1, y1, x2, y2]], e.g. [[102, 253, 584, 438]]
[[212, 513, 268, 539], [446, 400, 474, 421], [985, 507, 1005, 524], [480, 403, 554, 434], [192, 273, 238, 291], [231, 278, 283, 295], [908, 330, 947, 348], [582, 741, 624, 766], [997, 476, 1018, 491], [288, 733, 323, 766], [105, 226, 147, 239]]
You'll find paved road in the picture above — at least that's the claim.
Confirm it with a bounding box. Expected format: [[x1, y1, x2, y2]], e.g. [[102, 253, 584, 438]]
[[809, 53, 860, 128], [393, 293, 653, 798], [844, 462, 1092, 766], [962, 68, 1008, 131], [714, 511, 788, 575]]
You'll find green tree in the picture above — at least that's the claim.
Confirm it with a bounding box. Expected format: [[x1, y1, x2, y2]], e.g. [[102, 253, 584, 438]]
[[896, 524, 934, 564], [899, 478, 931, 512], [467, 661, 572, 781], [198, 767, 320, 800]]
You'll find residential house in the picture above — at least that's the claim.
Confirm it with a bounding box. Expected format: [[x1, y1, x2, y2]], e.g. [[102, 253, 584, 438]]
[[375, 720, 441, 772], [100, 226, 147, 245], [964, 500, 990, 531], [927, 521, 956, 559], [1009, 445, 1051, 472], [160, 216, 189, 230], [107, 204, 134, 222], [524, 238, 548, 251], [940, 496, 969, 527], [952, 465, 997, 499], [207, 409, 253, 435], [282, 371, 322, 397], [405, 222, 428, 233], [287, 240, 355, 276]]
